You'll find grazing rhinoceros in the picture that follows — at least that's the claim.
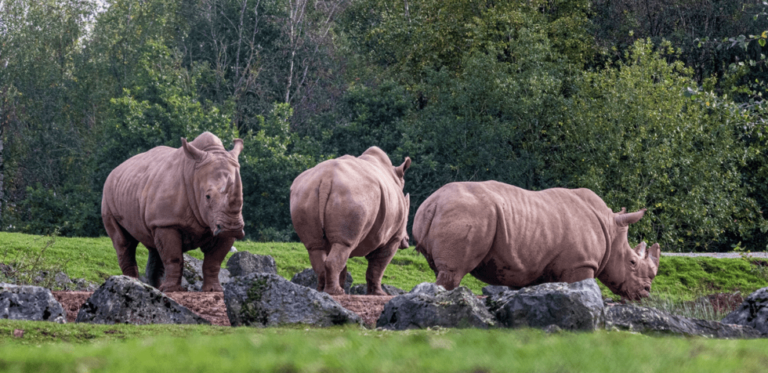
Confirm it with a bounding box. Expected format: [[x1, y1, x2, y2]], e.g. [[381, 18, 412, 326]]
[[290, 147, 411, 295], [413, 181, 660, 300], [102, 132, 245, 292]]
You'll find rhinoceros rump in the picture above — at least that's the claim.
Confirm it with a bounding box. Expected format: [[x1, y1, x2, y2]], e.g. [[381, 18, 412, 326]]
[[102, 132, 245, 292], [413, 181, 660, 301], [290, 147, 411, 295]]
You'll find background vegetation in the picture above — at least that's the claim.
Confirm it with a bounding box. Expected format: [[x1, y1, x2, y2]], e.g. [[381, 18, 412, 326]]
[[3, 0, 768, 252]]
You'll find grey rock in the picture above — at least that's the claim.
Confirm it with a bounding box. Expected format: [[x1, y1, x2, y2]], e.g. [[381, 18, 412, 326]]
[[54, 272, 71, 287], [607, 303, 760, 338], [348, 283, 404, 295], [226, 251, 277, 277], [409, 282, 445, 296], [0, 283, 66, 323], [75, 275, 209, 325], [377, 286, 495, 330], [290, 268, 353, 294], [485, 289, 518, 314], [224, 273, 361, 327], [71, 278, 98, 292], [482, 285, 511, 298], [230, 246, 238, 253], [496, 279, 604, 331], [181, 254, 231, 291], [722, 287, 768, 336]]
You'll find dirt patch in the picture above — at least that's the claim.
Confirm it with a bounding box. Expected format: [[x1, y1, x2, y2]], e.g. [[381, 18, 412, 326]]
[[53, 291, 231, 326], [52, 291, 92, 323], [332, 295, 394, 326]]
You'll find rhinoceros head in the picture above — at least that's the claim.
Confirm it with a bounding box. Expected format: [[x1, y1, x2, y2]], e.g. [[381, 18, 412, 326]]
[[181, 134, 245, 239], [597, 208, 661, 301]]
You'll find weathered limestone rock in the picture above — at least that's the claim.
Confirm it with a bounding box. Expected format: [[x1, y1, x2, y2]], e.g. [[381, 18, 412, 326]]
[[76, 275, 209, 325], [290, 268, 353, 294], [182, 254, 231, 291], [607, 303, 761, 338], [721, 287, 768, 336], [0, 283, 66, 323], [377, 284, 495, 330], [496, 279, 604, 331], [226, 251, 277, 277], [485, 288, 518, 314], [349, 283, 405, 295], [224, 273, 361, 327]]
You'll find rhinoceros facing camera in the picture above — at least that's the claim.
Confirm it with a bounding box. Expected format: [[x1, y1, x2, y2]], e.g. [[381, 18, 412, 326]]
[[413, 181, 660, 301], [102, 132, 245, 292]]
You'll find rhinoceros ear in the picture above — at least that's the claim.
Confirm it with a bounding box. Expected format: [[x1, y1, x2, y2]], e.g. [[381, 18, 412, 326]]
[[648, 243, 661, 268], [396, 157, 412, 178], [230, 139, 244, 159], [181, 137, 207, 162], [405, 193, 410, 209], [614, 208, 646, 227]]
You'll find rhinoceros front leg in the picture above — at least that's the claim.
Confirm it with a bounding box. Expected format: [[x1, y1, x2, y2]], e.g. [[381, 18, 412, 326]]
[[324, 243, 353, 295], [201, 236, 235, 292], [365, 243, 398, 296], [154, 228, 185, 292]]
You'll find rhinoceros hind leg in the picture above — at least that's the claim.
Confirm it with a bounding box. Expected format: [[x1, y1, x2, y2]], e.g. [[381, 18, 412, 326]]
[[365, 243, 398, 295], [145, 247, 165, 287], [324, 243, 353, 295], [201, 236, 235, 292], [104, 213, 139, 278], [154, 228, 185, 292], [308, 247, 329, 292]]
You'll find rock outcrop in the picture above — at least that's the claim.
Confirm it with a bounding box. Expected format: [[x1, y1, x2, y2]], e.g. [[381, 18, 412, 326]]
[[226, 252, 277, 277], [376, 283, 495, 330], [224, 273, 360, 327], [495, 279, 604, 331], [721, 287, 768, 336], [607, 303, 761, 338], [290, 268, 353, 294], [75, 275, 209, 325], [0, 283, 66, 323]]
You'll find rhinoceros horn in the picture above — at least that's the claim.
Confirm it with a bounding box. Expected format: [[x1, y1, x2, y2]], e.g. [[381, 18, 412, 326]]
[[614, 208, 646, 227], [181, 137, 207, 162]]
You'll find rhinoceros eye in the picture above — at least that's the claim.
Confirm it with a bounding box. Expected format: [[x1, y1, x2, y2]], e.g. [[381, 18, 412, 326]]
[[206, 195, 210, 200], [630, 260, 637, 266]]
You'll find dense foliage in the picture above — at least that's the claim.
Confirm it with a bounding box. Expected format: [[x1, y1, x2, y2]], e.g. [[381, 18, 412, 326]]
[[3, 0, 768, 251]]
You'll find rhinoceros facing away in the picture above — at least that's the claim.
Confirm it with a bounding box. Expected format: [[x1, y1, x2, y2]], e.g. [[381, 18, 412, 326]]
[[413, 181, 660, 300], [102, 132, 245, 292], [290, 147, 411, 295]]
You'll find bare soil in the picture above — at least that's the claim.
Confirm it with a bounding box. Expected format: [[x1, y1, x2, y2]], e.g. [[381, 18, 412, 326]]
[[52, 291, 394, 327], [332, 295, 395, 326]]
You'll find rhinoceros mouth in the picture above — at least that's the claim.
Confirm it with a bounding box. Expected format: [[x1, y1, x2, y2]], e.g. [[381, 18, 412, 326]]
[[212, 215, 245, 238]]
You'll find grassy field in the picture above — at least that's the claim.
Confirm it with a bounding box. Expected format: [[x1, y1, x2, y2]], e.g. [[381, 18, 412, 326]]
[[1, 320, 768, 372]]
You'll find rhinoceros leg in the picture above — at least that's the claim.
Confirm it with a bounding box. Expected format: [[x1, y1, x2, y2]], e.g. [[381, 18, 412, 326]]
[[324, 243, 353, 295], [104, 213, 140, 278], [200, 236, 235, 292], [365, 243, 398, 296], [145, 247, 165, 288], [308, 248, 329, 292], [153, 228, 185, 292]]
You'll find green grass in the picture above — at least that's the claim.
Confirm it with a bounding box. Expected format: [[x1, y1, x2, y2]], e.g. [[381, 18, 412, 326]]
[[0, 321, 768, 372]]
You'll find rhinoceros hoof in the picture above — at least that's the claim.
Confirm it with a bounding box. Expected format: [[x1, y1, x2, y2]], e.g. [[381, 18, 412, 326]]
[[201, 283, 224, 292], [159, 284, 186, 292], [325, 286, 345, 295]]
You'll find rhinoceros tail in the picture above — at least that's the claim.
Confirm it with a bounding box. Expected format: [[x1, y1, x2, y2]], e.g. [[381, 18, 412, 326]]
[[317, 178, 332, 232]]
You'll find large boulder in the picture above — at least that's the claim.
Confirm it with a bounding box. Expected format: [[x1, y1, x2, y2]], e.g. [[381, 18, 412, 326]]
[[376, 283, 495, 330], [291, 268, 353, 294], [224, 273, 361, 327], [0, 283, 66, 323], [181, 254, 231, 292], [496, 279, 604, 331], [349, 283, 405, 295], [226, 252, 277, 277], [75, 275, 209, 325], [721, 287, 768, 336], [607, 304, 761, 338], [485, 288, 518, 314]]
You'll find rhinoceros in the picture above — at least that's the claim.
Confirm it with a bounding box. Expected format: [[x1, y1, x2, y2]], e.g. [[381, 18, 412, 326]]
[[102, 132, 245, 292], [290, 147, 411, 295], [412, 181, 660, 300]]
